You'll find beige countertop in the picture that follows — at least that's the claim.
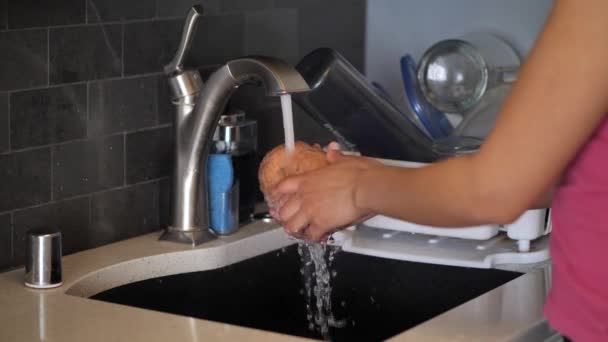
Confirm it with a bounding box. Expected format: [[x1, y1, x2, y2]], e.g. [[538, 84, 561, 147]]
[[0, 220, 559, 342]]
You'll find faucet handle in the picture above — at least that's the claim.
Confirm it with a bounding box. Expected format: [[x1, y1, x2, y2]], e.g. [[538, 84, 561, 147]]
[[164, 5, 204, 76]]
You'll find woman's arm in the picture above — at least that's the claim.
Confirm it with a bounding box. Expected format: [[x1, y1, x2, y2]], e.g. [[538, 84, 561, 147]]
[[356, 0, 608, 226], [272, 0, 608, 240]]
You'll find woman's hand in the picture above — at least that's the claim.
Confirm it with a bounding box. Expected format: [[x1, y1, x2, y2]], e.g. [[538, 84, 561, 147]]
[[268, 144, 382, 241]]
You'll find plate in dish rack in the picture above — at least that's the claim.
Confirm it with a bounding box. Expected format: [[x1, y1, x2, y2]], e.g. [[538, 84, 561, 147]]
[[366, 158, 500, 240]]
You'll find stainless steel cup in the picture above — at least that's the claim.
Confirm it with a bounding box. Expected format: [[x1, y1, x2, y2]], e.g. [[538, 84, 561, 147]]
[[25, 228, 62, 289]]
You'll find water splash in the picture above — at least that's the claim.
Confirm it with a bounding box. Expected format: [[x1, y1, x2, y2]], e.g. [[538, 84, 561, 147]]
[[298, 241, 346, 340]]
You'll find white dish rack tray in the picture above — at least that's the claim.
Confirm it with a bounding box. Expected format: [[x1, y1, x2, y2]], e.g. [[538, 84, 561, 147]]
[[339, 158, 551, 269]]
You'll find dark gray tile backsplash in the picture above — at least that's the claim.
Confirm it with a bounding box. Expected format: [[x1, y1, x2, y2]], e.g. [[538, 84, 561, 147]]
[[188, 13, 245, 66], [0, 148, 51, 212], [50, 24, 122, 84], [126, 127, 173, 184], [0, 29, 47, 91], [89, 76, 159, 135], [87, 0, 156, 23], [90, 181, 159, 245], [0, 0, 364, 271], [0, 93, 7, 153], [245, 9, 299, 64], [53, 135, 124, 200], [13, 197, 90, 264], [123, 20, 181, 75], [1, 0, 7, 30], [157, 77, 173, 124], [297, 0, 366, 70], [10, 85, 87, 149], [159, 178, 171, 228], [7, 0, 85, 29]]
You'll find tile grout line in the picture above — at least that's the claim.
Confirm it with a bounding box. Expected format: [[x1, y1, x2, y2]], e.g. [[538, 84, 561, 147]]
[[0, 177, 169, 217], [4, 71, 164, 94], [50, 146, 54, 201], [121, 23, 125, 77], [86, 82, 90, 138], [0, 123, 173, 156], [85, 0, 88, 24], [3, 0, 7, 31], [0, 16, 183, 32], [243, 10, 249, 55], [88, 195, 92, 233], [7, 92, 10, 152], [156, 180, 164, 229], [123, 132, 127, 186], [1, 26, 48, 33], [9, 212, 13, 265], [155, 76, 160, 125], [46, 28, 50, 86], [1, 139, 90, 156], [125, 123, 173, 134]]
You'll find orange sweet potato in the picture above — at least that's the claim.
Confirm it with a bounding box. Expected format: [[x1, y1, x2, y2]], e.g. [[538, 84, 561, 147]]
[[258, 141, 328, 196]]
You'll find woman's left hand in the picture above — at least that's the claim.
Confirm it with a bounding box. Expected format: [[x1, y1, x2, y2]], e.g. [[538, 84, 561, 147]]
[[268, 146, 382, 241]]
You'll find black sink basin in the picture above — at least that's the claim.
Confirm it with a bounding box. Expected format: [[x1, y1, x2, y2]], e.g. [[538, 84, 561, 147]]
[[91, 245, 521, 341]]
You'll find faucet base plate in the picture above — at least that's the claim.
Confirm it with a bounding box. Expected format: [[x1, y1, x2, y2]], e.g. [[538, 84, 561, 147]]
[[159, 228, 216, 246]]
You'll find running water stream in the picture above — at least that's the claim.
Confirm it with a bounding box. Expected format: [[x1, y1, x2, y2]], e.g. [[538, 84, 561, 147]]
[[281, 94, 345, 340], [280, 94, 295, 153]]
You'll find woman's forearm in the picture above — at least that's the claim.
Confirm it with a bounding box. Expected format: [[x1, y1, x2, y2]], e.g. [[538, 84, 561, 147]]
[[356, 160, 554, 226], [356, 157, 500, 227]]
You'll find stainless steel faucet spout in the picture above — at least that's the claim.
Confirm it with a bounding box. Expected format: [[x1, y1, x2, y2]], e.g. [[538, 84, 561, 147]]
[[161, 56, 309, 245], [226, 57, 310, 96]]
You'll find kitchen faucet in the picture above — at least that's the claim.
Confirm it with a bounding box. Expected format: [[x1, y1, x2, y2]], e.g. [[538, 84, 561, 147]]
[[161, 5, 310, 245]]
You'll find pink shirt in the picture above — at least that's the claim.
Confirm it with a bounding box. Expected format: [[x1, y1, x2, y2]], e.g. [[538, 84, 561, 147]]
[[545, 117, 608, 341]]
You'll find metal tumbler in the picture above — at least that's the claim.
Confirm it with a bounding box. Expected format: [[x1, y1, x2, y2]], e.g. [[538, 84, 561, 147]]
[[25, 228, 63, 289]]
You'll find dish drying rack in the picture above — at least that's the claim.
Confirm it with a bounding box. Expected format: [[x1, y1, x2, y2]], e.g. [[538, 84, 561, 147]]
[[333, 159, 551, 269]]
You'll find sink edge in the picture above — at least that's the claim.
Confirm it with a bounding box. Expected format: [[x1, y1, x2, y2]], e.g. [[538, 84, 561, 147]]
[[66, 224, 294, 298]]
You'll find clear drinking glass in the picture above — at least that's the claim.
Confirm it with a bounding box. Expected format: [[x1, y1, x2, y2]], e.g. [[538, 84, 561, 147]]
[[431, 135, 483, 159], [417, 33, 520, 114]]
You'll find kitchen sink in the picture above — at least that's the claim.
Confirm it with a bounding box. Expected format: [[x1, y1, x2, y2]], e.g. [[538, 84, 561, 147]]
[[91, 244, 521, 341]]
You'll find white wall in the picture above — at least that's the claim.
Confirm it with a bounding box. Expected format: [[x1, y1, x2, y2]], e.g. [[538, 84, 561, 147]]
[[365, 0, 553, 100]]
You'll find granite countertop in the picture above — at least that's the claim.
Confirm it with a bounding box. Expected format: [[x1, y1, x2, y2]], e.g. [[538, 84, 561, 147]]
[[0, 220, 558, 342]]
